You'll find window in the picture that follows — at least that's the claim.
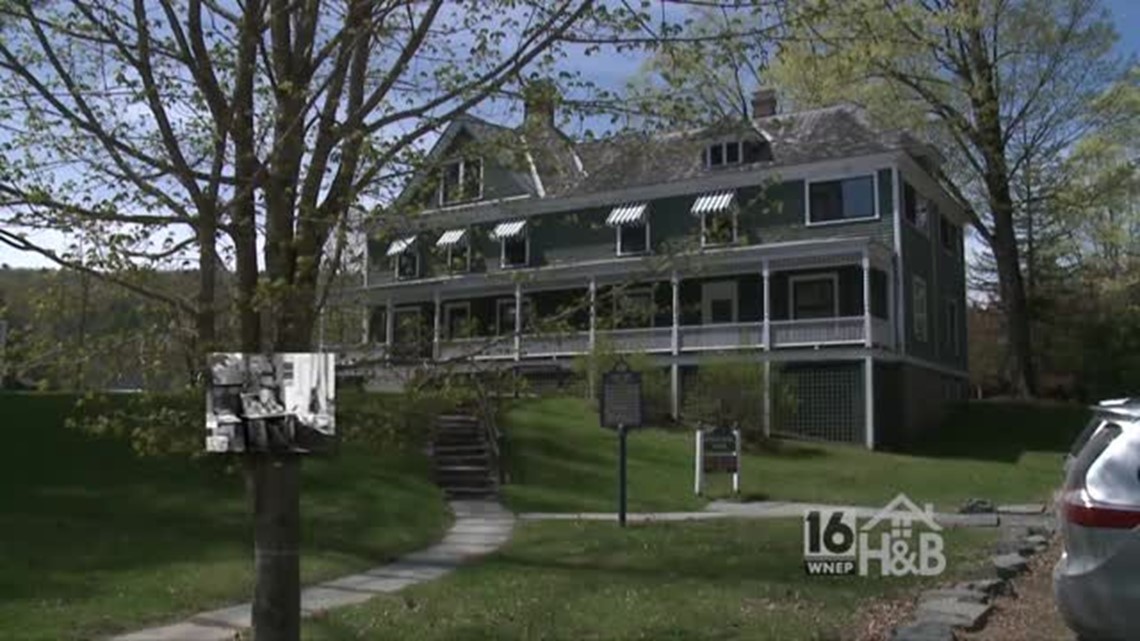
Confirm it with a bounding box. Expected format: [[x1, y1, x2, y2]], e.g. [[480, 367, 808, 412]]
[[502, 235, 527, 268], [395, 251, 419, 280], [944, 298, 959, 356], [807, 175, 877, 224], [940, 216, 958, 254], [439, 158, 482, 205], [705, 138, 769, 168], [495, 298, 532, 336], [913, 277, 928, 342], [368, 308, 388, 344], [702, 211, 737, 246], [616, 221, 649, 255], [613, 286, 654, 329], [443, 302, 472, 339], [790, 274, 839, 320], [902, 182, 929, 233], [701, 281, 738, 324]]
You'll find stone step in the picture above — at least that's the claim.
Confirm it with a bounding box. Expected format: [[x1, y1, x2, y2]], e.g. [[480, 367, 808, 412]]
[[436, 455, 490, 467]]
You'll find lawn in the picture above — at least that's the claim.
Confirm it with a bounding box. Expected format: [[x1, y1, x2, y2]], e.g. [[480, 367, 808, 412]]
[[302, 518, 997, 641], [0, 393, 451, 641], [501, 396, 1087, 513]]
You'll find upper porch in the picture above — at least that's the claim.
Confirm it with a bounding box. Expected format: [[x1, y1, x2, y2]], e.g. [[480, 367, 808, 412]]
[[332, 237, 899, 364]]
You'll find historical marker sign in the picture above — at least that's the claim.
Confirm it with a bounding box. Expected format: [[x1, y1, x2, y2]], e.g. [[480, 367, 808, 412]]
[[600, 364, 643, 429], [702, 427, 739, 473]]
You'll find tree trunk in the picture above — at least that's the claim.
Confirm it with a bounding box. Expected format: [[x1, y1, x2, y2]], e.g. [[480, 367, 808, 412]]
[[987, 171, 1039, 397], [247, 455, 301, 641]]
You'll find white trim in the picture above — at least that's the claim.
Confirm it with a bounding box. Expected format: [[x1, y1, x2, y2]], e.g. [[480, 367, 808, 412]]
[[615, 218, 651, 256], [864, 356, 875, 450], [523, 150, 546, 198], [804, 172, 880, 227], [788, 272, 840, 320], [701, 280, 739, 324], [442, 301, 471, 339], [892, 166, 907, 356], [895, 155, 971, 226]]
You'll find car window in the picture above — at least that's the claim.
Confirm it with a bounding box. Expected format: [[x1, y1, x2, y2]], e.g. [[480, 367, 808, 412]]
[[1085, 427, 1140, 506], [1064, 422, 1122, 492], [1069, 417, 1105, 458]]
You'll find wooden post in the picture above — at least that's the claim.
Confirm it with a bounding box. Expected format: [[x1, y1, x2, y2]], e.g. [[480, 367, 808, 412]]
[[693, 429, 703, 496], [248, 455, 301, 641], [762, 259, 771, 349], [862, 252, 872, 347], [514, 282, 522, 362], [671, 273, 680, 420], [432, 291, 441, 360], [864, 356, 875, 450]]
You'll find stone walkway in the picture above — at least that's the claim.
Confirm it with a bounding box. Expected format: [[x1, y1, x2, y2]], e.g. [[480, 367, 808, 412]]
[[112, 500, 514, 641], [519, 500, 1052, 529]]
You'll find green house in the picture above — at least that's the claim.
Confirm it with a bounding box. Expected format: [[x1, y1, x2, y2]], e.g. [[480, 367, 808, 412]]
[[338, 88, 968, 449]]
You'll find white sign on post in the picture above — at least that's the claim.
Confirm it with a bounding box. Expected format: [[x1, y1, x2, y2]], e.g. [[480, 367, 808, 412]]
[[694, 426, 741, 496]]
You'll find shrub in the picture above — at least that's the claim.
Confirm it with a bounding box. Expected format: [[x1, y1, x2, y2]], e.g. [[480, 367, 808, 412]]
[[682, 359, 796, 444], [571, 337, 672, 424]]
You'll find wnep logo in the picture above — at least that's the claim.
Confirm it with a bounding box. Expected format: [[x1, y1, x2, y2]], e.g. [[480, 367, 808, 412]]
[[803, 493, 946, 577]]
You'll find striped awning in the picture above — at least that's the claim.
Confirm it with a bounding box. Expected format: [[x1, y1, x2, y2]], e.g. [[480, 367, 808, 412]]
[[385, 235, 417, 256], [605, 202, 647, 226], [491, 219, 526, 239], [436, 228, 466, 247], [691, 190, 735, 215]]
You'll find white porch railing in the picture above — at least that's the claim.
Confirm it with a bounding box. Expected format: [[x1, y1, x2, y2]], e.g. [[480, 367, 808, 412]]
[[604, 327, 673, 353], [438, 336, 515, 361], [680, 323, 764, 351], [769, 317, 866, 347], [523, 332, 591, 357]]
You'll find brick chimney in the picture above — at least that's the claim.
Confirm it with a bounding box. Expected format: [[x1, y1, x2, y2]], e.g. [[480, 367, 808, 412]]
[[522, 79, 559, 127], [751, 88, 778, 118]]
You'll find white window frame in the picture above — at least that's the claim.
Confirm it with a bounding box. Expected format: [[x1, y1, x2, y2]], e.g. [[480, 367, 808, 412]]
[[913, 276, 929, 343], [615, 219, 651, 256], [439, 157, 484, 206], [499, 229, 529, 269], [805, 173, 880, 227], [788, 273, 840, 320], [613, 285, 656, 328], [704, 140, 743, 168], [442, 301, 472, 339], [700, 209, 738, 248], [393, 250, 419, 280]]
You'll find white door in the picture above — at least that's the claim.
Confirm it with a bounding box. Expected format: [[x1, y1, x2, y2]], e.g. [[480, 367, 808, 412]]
[[701, 281, 738, 325]]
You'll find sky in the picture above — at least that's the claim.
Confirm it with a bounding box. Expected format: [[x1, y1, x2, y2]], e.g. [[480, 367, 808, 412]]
[[1, 1, 1138, 270]]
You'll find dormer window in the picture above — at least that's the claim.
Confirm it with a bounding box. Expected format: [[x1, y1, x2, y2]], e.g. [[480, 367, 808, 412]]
[[704, 138, 769, 168], [692, 190, 737, 246], [387, 235, 419, 280], [439, 157, 483, 206], [491, 219, 528, 268]]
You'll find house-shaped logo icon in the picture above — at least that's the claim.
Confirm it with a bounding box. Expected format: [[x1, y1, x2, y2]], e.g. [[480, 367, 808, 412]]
[[857, 493, 946, 577]]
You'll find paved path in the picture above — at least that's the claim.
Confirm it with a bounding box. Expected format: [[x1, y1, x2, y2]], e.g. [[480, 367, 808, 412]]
[[521, 500, 1053, 529], [113, 500, 513, 641]]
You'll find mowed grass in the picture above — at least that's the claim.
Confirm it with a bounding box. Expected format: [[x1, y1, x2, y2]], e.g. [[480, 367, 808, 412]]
[[501, 397, 1088, 513], [0, 393, 450, 641], [303, 518, 997, 641]]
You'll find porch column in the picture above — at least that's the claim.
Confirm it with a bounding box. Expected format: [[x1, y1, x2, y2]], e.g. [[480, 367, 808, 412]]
[[761, 259, 771, 349], [588, 278, 597, 351], [318, 307, 327, 352], [862, 252, 872, 348], [514, 282, 522, 362], [864, 356, 875, 450], [886, 259, 896, 350], [432, 291, 441, 360], [670, 272, 681, 420], [385, 297, 394, 360], [763, 360, 772, 437]]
